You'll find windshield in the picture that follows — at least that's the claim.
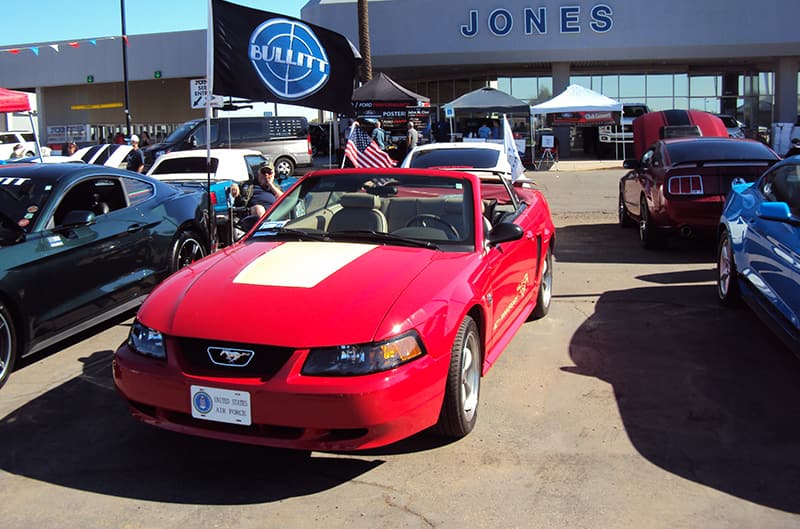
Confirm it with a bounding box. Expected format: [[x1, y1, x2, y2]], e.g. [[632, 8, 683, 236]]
[[164, 120, 201, 144], [408, 148, 501, 169], [0, 175, 53, 233], [255, 171, 475, 251]]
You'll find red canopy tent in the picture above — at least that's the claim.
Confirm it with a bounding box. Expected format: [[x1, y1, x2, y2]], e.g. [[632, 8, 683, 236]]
[[0, 88, 44, 159], [0, 87, 31, 112]]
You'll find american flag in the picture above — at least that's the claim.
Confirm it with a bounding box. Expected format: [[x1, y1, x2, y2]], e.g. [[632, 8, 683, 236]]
[[344, 124, 396, 168]]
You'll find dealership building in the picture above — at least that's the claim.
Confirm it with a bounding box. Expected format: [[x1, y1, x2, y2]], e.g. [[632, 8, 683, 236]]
[[0, 0, 797, 157]]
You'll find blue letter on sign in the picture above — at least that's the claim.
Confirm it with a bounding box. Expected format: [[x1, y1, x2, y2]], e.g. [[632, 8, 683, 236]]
[[461, 10, 479, 37], [560, 6, 581, 33], [488, 9, 513, 36], [590, 4, 613, 33]]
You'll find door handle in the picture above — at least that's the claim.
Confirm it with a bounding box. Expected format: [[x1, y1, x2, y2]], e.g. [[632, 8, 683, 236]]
[[127, 224, 143, 233]]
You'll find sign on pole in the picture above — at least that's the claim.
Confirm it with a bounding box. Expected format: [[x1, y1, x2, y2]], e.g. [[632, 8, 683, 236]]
[[190, 78, 224, 109], [444, 105, 454, 119]]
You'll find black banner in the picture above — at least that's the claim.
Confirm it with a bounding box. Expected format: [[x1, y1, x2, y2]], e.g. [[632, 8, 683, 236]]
[[212, 0, 359, 116]]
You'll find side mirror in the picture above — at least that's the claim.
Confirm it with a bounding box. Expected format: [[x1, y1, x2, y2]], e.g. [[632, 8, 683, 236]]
[[623, 159, 641, 170], [487, 221, 524, 245], [757, 201, 798, 224], [57, 210, 96, 229], [187, 135, 197, 148]]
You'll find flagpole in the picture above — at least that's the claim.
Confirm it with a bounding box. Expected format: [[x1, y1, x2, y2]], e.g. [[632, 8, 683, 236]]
[[205, 0, 215, 250], [120, 0, 131, 136]]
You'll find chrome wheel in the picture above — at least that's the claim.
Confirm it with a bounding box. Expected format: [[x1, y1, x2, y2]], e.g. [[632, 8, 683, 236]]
[[436, 316, 482, 438], [0, 304, 17, 389], [460, 327, 480, 421], [717, 230, 740, 306]]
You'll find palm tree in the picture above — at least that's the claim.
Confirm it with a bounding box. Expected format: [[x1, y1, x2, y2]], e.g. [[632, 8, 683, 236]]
[[357, 0, 373, 83]]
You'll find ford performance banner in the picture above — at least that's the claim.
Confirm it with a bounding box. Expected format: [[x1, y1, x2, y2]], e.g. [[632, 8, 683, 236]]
[[211, 0, 359, 115]]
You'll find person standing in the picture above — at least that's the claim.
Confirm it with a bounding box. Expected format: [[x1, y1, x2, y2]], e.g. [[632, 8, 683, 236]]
[[371, 120, 387, 150], [785, 137, 800, 158], [478, 122, 492, 139], [139, 131, 152, 147], [407, 121, 419, 152], [125, 134, 145, 173]]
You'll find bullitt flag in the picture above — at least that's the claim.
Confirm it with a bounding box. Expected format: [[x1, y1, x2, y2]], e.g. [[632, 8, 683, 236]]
[[503, 115, 526, 182], [211, 0, 360, 115]]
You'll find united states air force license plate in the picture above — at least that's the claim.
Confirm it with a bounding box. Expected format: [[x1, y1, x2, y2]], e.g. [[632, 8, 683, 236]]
[[190, 385, 251, 425]]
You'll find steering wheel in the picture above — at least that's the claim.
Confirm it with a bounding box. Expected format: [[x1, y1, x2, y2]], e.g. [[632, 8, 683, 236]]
[[405, 214, 459, 240]]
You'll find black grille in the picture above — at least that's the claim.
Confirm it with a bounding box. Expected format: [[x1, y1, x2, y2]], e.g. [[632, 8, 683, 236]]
[[174, 337, 294, 379]]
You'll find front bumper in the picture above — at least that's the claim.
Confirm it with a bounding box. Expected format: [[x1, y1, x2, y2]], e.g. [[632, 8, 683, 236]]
[[113, 341, 447, 451]]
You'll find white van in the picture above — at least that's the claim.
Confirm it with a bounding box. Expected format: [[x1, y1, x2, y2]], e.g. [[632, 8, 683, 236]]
[[143, 116, 312, 176]]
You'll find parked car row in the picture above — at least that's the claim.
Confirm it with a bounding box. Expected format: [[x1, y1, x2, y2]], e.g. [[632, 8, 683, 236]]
[[618, 109, 800, 358]]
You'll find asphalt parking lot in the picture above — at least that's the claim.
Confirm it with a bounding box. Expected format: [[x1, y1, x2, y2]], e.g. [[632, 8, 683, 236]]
[[2, 167, 800, 529]]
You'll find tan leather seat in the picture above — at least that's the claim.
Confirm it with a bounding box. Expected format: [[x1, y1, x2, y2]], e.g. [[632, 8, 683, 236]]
[[328, 193, 387, 233]]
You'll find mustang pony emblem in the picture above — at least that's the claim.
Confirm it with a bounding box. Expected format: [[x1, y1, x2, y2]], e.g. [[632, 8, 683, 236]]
[[208, 347, 255, 367]]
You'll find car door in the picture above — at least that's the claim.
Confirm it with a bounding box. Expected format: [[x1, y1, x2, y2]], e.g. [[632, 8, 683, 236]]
[[623, 147, 656, 215], [24, 175, 156, 345], [482, 186, 540, 362], [741, 165, 800, 327]]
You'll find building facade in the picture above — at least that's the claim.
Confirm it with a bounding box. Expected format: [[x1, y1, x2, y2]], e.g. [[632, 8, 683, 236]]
[[0, 0, 797, 155]]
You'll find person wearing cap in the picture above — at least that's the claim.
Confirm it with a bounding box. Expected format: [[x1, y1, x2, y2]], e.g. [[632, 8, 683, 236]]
[[9, 143, 26, 159], [247, 163, 284, 217], [125, 134, 145, 173]]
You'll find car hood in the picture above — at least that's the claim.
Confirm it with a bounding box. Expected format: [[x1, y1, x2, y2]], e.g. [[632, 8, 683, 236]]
[[140, 240, 437, 347]]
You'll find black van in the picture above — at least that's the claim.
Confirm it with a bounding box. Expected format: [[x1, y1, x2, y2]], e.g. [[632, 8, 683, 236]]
[[143, 116, 312, 176]]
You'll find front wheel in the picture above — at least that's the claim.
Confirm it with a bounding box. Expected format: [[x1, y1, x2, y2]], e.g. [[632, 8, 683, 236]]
[[435, 316, 481, 438], [170, 230, 206, 273], [717, 230, 741, 306], [531, 245, 553, 319], [0, 303, 18, 390], [273, 157, 295, 178]]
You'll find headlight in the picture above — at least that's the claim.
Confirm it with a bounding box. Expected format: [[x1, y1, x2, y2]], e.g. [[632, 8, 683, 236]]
[[301, 333, 425, 376], [128, 320, 166, 359]]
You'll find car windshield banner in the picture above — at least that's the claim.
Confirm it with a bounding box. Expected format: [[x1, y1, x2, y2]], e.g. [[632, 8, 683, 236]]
[[211, 0, 360, 115]]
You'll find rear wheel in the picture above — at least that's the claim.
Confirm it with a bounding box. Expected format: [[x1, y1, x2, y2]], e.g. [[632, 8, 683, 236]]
[[273, 157, 295, 178], [0, 303, 17, 390], [170, 230, 205, 273], [531, 245, 553, 319], [435, 316, 481, 438], [639, 196, 663, 250], [717, 230, 741, 306], [619, 191, 635, 228]]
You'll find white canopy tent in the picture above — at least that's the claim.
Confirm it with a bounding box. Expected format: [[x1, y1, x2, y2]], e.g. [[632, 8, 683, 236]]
[[530, 84, 625, 160], [530, 84, 622, 114]]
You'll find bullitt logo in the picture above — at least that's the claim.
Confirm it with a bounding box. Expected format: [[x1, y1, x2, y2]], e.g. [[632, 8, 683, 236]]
[[249, 18, 330, 101]]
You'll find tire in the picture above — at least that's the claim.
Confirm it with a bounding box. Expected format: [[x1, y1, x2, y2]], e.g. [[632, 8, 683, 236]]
[[531, 245, 553, 319], [435, 316, 481, 438], [273, 157, 295, 178], [170, 229, 206, 273], [639, 196, 663, 250], [0, 302, 17, 390], [717, 230, 741, 306], [618, 191, 635, 228]]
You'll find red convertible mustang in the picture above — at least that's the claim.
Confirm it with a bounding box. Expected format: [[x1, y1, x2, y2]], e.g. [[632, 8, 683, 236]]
[[114, 168, 555, 450]]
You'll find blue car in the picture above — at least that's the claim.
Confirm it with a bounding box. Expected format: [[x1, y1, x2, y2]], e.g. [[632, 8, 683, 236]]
[[717, 155, 800, 355]]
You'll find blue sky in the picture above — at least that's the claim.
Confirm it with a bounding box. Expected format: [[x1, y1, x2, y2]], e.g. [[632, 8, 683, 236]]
[[0, 0, 307, 47]]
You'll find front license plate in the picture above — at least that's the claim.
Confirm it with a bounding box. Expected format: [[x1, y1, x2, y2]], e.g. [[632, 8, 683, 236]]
[[190, 385, 251, 426]]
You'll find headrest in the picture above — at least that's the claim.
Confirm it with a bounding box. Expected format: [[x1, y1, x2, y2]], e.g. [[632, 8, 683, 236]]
[[340, 192, 380, 209], [444, 196, 464, 213]]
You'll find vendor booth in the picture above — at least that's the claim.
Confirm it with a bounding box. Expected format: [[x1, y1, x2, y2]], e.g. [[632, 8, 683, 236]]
[[530, 84, 624, 159], [351, 73, 431, 160], [443, 87, 532, 160]]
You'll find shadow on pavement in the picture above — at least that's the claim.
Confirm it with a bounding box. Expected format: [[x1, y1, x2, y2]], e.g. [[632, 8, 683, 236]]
[[566, 278, 800, 512], [0, 350, 383, 505], [555, 223, 716, 265]]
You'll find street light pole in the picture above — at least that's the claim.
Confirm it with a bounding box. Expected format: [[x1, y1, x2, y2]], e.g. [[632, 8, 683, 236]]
[[120, 0, 132, 136]]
